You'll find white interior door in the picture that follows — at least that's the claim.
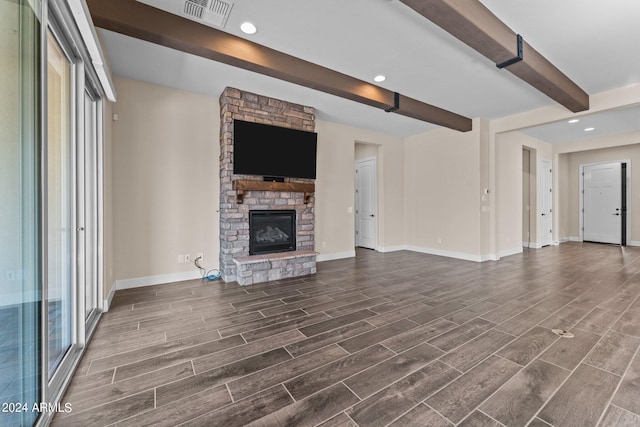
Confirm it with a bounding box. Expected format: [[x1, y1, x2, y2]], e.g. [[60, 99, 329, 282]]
[[355, 158, 377, 249], [539, 159, 553, 247], [584, 162, 622, 244]]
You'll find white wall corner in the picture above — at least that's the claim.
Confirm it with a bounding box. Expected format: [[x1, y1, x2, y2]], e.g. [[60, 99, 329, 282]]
[[499, 247, 523, 258], [115, 270, 203, 291], [405, 245, 485, 263], [569, 237, 583, 242], [103, 281, 117, 312], [316, 251, 356, 262]]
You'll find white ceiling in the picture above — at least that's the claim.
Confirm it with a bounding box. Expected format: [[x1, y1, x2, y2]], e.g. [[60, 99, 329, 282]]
[[98, 0, 640, 140]]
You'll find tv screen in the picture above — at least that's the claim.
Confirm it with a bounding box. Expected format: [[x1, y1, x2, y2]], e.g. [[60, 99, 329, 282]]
[[233, 120, 317, 179]]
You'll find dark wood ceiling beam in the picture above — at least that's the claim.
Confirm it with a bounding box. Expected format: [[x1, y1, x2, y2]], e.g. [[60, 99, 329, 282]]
[[87, 0, 472, 132], [399, 0, 590, 112]]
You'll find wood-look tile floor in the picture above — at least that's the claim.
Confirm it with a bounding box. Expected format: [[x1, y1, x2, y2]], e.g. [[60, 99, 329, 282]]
[[53, 243, 640, 427]]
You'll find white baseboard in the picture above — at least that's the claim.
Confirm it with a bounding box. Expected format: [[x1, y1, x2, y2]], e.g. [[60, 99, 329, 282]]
[[499, 247, 524, 258], [522, 241, 530, 248], [629, 241, 640, 247], [115, 270, 202, 291], [316, 251, 356, 262], [103, 281, 117, 312], [378, 245, 408, 253]]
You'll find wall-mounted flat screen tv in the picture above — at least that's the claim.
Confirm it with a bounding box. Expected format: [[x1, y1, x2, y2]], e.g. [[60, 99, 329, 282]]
[[233, 119, 317, 179]]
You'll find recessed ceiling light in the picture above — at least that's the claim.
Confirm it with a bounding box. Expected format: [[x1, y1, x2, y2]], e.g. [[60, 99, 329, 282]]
[[240, 22, 257, 35], [373, 75, 386, 83], [584, 127, 595, 132], [568, 119, 579, 123]]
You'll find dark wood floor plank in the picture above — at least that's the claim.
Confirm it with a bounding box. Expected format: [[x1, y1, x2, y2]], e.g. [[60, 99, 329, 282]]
[[298, 309, 376, 337], [538, 329, 600, 370], [284, 320, 375, 357], [366, 301, 433, 327], [426, 355, 521, 424], [69, 361, 194, 413], [388, 403, 452, 427], [258, 295, 333, 317], [480, 300, 531, 323], [480, 360, 569, 427], [497, 326, 559, 366], [539, 305, 589, 330], [156, 347, 291, 407], [574, 307, 621, 335], [538, 363, 620, 427], [495, 308, 549, 336], [227, 344, 349, 400], [381, 318, 457, 353], [407, 302, 467, 325], [612, 311, 640, 338], [344, 342, 443, 398], [457, 410, 502, 427], [612, 350, 640, 416], [585, 330, 640, 375], [316, 413, 358, 427], [284, 344, 394, 400], [193, 329, 303, 373], [246, 383, 359, 427], [112, 335, 245, 381], [52, 390, 154, 426], [178, 385, 293, 427], [113, 385, 231, 427], [427, 318, 495, 352], [217, 309, 307, 337], [241, 311, 330, 342], [599, 404, 640, 427], [338, 319, 419, 353], [440, 329, 515, 372], [348, 361, 460, 427]]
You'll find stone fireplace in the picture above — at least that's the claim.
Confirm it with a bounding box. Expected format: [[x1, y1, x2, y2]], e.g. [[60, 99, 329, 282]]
[[219, 87, 317, 285]]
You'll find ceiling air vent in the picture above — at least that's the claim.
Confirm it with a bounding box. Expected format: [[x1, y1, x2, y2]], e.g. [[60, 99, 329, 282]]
[[182, 0, 233, 29]]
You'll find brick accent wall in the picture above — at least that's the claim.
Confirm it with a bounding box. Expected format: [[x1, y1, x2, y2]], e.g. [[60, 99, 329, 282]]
[[219, 87, 317, 285]]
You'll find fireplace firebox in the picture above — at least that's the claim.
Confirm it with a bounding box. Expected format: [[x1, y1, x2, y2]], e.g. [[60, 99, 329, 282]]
[[249, 210, 296, 255]]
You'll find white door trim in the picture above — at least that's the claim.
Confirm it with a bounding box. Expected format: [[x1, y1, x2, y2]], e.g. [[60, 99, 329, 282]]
[[538, 158, 553, 247]]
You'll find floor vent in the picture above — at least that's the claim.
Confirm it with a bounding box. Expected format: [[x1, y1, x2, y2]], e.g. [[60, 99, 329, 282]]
[[551, 329, 575, 338], [182, 0, 233, 28]]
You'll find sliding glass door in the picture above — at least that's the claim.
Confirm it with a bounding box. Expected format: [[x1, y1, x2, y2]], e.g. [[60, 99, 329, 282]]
[[46, 27, 74, 379], [0, 1, 41, 426]]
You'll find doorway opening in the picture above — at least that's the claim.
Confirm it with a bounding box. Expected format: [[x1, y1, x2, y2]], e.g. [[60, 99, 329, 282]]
[[581, 160, 630, 245], [354, 143, 378, 252]]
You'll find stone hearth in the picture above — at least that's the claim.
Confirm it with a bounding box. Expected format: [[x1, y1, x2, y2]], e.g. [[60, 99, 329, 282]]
[[219, 87, 317, 285]]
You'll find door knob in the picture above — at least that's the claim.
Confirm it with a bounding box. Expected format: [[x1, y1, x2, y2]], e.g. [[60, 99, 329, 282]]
[[370, 214, 375, 217], [613, 213, 620, 216]]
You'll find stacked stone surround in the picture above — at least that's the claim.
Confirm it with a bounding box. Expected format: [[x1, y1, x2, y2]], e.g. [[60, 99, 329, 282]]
[[219, 87, 317, 285]]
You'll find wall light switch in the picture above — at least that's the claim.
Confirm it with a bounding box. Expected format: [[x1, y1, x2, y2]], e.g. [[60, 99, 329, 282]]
[[347, 207, 353, 213], [178, 254, 185, 263], [184, 254, 191, 262]]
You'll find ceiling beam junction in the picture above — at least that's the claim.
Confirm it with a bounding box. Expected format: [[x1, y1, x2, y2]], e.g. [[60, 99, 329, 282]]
[[399, 0, 590, 113], [86, 0, 473, 132]]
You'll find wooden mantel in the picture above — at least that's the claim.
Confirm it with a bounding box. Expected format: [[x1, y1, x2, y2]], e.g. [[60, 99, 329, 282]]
[[232, 180, 315, 204]]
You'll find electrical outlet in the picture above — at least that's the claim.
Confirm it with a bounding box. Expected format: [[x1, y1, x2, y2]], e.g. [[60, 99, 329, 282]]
[[184, 254, 191, 262], [178, 254, 185, 264], [196, 252, 204, 261]]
